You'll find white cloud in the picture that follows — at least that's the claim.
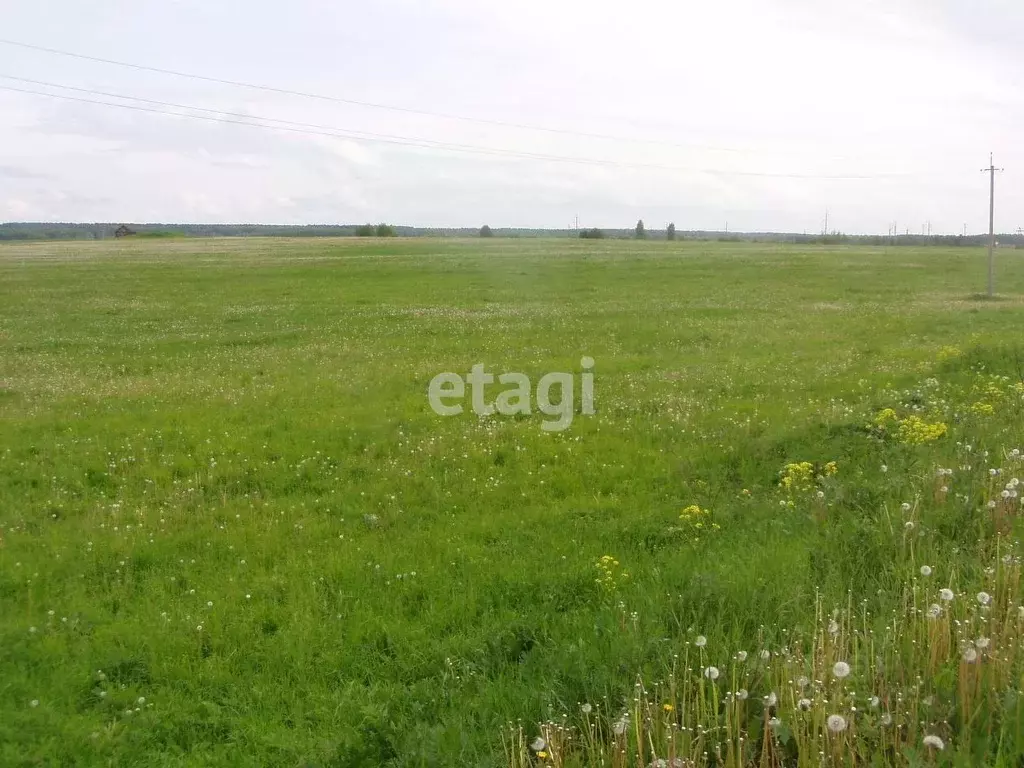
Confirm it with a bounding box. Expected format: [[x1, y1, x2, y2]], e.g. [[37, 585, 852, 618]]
[[0, 0, 1022, 232]]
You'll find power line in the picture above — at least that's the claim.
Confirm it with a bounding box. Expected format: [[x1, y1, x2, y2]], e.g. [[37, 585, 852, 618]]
[[0, 80, 913, 180], [0, 37, 851, 160]]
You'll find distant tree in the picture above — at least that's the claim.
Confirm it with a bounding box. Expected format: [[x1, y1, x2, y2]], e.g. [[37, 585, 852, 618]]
[[479, 225, 493, 238], [579, 228, 605, 239], [635, 219, 646, 239], [354, 223, 375, 237], [375, 223, 396, 237], [667, 222, 676, 241]]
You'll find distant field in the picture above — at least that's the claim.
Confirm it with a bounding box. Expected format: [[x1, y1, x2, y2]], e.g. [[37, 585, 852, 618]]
[[2, 238, 1024, 766]]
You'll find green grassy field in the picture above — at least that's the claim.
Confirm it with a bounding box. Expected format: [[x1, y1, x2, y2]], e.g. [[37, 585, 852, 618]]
[[2, 237, 1024, 767]]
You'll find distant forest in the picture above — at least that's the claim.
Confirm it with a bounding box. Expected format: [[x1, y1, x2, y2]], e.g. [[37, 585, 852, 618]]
[[1, 221, 1021, 247]]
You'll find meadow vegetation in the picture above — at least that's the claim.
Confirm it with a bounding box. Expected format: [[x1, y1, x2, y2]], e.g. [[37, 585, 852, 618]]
[[1, 237, 1023, 766]]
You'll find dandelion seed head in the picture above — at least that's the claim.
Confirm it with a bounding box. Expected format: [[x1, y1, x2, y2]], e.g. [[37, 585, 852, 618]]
[[923, 734, 945, 750], [832, 661, 851, 679], [826, 714, 848, 733]]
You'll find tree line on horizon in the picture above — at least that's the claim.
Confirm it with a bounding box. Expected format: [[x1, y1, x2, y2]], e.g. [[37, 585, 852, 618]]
[[0, 221, 1018, 247]]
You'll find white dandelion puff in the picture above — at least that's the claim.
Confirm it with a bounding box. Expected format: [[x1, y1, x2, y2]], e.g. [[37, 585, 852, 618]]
[[923, 734, 945, 750], [832, 661, 851, 679], [977, 591, 992, 606], [581, 703, 592, 714], [735, 650, 747, 662], [920, 565, 932, 577], [963, 647, 978, 663], [976, 636, 990, 649], [826, 714, 848, 733], [704, 666, 720, 680], [798, 698, 811, 711], [764, 692, 778, 707], [939, 588, 954, 602], [694, 635, 707, 648], [926, 604, 942, 619], [530, 737, 547, 752]]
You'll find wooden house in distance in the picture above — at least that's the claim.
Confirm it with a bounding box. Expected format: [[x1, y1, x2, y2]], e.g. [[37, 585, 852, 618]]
[[114, 225, 137, 238]]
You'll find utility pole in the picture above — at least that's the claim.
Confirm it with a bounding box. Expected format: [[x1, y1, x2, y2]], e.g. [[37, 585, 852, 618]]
[[981, 153, 1004, 297]]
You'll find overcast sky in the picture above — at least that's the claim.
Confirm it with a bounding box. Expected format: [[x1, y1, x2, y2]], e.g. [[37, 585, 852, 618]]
[[1, 0, 1022, 233]]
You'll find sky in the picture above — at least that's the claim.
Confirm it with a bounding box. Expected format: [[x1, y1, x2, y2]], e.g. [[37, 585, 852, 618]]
[[0, 0, 1022, 233]]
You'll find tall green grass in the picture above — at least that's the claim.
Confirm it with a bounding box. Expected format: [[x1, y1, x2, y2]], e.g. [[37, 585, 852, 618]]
[[0, 238, 1023, 766]]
